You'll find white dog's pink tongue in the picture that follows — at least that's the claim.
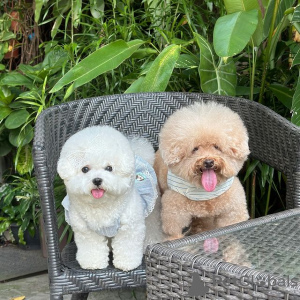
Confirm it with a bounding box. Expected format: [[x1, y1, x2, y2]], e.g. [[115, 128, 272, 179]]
[[91, 189, 105, 199], [201, 169, 217, 192]]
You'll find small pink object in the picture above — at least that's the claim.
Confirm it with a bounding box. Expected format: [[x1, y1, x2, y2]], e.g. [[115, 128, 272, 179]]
[[201, 169, 217, 192], [91, 189, 105, 199], [203, 238, 219, 253]]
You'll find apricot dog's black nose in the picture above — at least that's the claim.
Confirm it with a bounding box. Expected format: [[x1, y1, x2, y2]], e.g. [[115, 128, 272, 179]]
[[204, 159, 214, 169], [92, 178, 103, 186]]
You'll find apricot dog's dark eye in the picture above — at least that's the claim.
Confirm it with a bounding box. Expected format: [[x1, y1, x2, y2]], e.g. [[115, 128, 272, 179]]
[[82, 166, 90, 173], [214, 144, 220, 150], [105, 165, 113, 172], [192, 146, 199, 153]]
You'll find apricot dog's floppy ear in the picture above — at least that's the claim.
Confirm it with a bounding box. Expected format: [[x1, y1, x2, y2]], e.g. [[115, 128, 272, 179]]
[[229, 139, 250, 161], [159, 144, 185, 166]]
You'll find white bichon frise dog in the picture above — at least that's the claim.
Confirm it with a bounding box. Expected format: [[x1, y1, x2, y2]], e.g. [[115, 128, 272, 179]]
[[57, 125, 163, 271]]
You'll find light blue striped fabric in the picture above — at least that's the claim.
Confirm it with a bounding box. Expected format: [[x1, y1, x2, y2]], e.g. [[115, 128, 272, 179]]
[[62, 155, 158, 237], [135, 155, 158, 217], [167, 171, 234, 201]]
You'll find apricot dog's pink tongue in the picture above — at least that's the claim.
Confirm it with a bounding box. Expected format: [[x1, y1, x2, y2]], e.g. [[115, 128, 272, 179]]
[[91, 189, 104, 199], [201, 169, 217, 192]]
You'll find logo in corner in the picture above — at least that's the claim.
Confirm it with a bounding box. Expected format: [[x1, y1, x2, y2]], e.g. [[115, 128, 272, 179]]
[[188, 272, 209, 297]]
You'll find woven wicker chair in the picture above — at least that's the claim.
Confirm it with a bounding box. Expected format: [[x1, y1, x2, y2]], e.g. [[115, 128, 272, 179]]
[[32, 92, 300, 300]]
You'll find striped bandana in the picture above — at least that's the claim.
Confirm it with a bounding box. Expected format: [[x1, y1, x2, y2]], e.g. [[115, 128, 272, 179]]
[[167, 171, 234, 201]]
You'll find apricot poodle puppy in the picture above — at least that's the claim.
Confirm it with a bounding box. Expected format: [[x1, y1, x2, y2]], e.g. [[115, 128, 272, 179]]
[[154, 101, 250, 240]]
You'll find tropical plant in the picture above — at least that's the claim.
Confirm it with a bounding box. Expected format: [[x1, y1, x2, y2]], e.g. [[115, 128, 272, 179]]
[[0, 45, 69, 171], [0, 0, 299, 236], [0, 175, 40, 244], [0, 173, 70, 245], [43, 0, 299, 218], [0, 12, 17, 64]]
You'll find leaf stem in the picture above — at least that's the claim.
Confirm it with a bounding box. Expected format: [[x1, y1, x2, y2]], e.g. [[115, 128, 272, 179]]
[[251, 170, 256, 219], [258, 0, 280, 104], [249, 39, 257, 101], [265, 168, 274, 215]]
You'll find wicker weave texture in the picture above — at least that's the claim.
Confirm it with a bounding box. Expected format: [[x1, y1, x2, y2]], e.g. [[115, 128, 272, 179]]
[[32, 92, 300, 299], [146, 209, 300, 300], [146, 255, 300, 300]]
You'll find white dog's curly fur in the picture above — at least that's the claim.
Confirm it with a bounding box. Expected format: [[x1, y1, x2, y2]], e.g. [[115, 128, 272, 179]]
[[57, 126, 164, 271]]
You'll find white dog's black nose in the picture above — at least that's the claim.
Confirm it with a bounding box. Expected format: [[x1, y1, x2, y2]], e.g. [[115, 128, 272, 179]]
[[204, 159, 214, 169], [92, 178, 103, 186]]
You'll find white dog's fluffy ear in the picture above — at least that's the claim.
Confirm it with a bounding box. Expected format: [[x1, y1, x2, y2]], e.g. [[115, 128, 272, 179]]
[[57, 156, 75, 180], [57, 151, 85, 180], [57, 160, 72, 180]]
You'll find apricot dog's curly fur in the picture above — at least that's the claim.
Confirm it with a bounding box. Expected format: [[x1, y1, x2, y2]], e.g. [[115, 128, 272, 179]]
[[154, 102, 250, 240]]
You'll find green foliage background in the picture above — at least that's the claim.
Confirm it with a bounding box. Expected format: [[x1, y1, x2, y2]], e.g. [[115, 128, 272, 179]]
[[0, 0, 300, 241]]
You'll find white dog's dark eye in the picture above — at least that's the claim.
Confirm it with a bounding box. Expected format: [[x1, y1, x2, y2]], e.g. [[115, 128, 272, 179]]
[[105, 165, 113, 172], [192, 146, 199, 153], [82, 166, 90, 173]]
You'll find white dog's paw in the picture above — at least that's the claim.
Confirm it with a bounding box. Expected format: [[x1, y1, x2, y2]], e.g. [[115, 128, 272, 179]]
[[113, 256, 142, 271], [77, 254, 109, 270]]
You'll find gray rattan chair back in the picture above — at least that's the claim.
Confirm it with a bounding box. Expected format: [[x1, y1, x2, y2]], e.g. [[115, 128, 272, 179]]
[[33, 92, 300, 300]]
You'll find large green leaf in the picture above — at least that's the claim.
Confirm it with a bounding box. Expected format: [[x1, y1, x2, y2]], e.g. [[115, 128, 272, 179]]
[[90, 0, 104, 19], [51, 40, 144, 94], [223, 0, 258, 13], [0, 106, 12, 120], [41, 48, 69, 76], [263, 0, 294, 39], [139, 44, 180, 92], [51, 0, 72, 38], [125, 77, 145, 94], [275, 0, 294, 26], [213, 9, 258, 58], [263, 0, 275, 40], [0, 86, 15, 105], [34, 0, 49, 23], [4, 110, 29, 129], [236, 86, 260, 96], [251, 11, 263, 47], [291, 72, 300, 126], [131, 48, 158, 59], [0, 140, 12, 156], [292, 47, 300, 67], [125, 44, 180, 93], [73, 0, 82, 28], [9, 124, 34, 147], [0, 31, 15, 42], [0, 72, 33, 89], [195, 33, 236, 96], [16, 145, 34, 175], [269, 84, 293, 109], [18, 64, 44, 83], [292, 5, 300, 23], [223, 0, 263, 46], [175, 54, 199, 69]]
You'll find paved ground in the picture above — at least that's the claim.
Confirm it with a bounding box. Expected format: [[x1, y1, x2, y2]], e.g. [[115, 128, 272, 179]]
[[0, 272, 147, 300], [0, 235, 147, 300], [0, 244, 48, 282]]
